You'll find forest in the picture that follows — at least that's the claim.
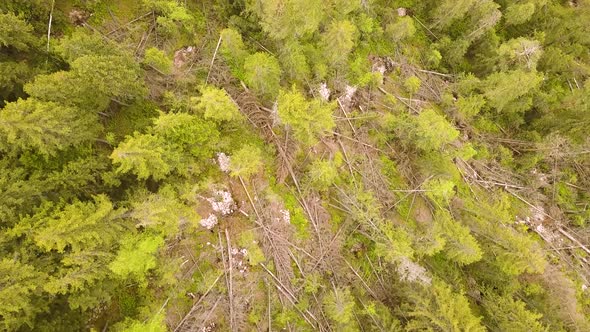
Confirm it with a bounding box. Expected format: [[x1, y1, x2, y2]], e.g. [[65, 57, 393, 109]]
[[1, 0, 590, 331]]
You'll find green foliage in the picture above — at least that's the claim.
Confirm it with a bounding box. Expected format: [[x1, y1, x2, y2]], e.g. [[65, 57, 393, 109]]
[[0, 259, 46, 331], [143, 0, 202, 38], [192, 85, 241, 122], [277, 87, 335, 146], [237, 230, 266, 266], [424, 178, 456, 204], [456, 94, 486, 121], [243, 52, 282, 99], [482, 291, 546, 332], [505, 3, 536, 26], [323, 287, 357, 327], [111, 112, 219, 179], [248, 0, 324, 40], [0, 12, 37, 51], [307, 159, 338, 190], [0, 99, 98, 156], [130, 190, 200, 238], [55, 30, 119, 62], [386, 17, 416, 42], [229, 144, 263, 178], [25, 55, 146, 111], [434, 210, 483, 265], [322, 20, 358, 66], [109, 233, 164, 283], [387, 109, 459, 151], [143, 47, 173, 75], [111, 132, 178, 180], [403, 75, 422, 94], [406, 279, 485, 331], [115, 312, 167, 332], [219, 28, 248, 76], [17, 195, 127, 253], [497, 38, 543, 71], [481, 69, 543, 112]]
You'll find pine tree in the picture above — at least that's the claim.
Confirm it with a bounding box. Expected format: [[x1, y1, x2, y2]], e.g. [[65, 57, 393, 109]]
[[0, 99, 98, 155], [243, 52, 282, 99], [0, 259, 47, 331], [247, 0, 324, 40], [109, 233, 165, 284], [143, 47, 173, 75], [16, 195, 128, 253], [192, 85, 241, 123], [323, 287, 357, 328], [229, 144, 264, 178], [482, 291, 546, 332], [406, 279, 485, 331], [277, 87, 335, 146], [504, 3, 536, 26], [321, 20, 358, 66], [483, 69, 542, 108], [0, 12, 38, 51], [111, 132, 178, 180]]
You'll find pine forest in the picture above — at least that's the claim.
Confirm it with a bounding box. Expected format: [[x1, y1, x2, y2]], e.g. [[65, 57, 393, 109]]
[[1, 0, 590, 331]]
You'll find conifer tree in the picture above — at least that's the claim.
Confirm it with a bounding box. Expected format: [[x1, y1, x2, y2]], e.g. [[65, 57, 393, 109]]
[[406, 279, 485, 331], [0, 99, 98, 156], [243, 52, 282, 99], [277, 87, 335, 146]]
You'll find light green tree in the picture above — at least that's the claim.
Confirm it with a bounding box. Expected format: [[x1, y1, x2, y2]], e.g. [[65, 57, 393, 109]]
[[229, 144, 264, 178], [482, 69, 543, 111], [0, 259, 46, 331], [247, 0, 324, 40], [504, 3, 536, 26], [386, 17, 417, 42], [434, 210, 483, 265], [25, 55, 146, 111], [243, 52, 282, 99], [109, 233, 164, 284], [111, 132, 178, 180], [497, 38, 543, 70], [0, 99, 98, 156], [322, 20, 358, 66], [219, 28, 249, 77], [0, 12, 37, 51], [307, 159, 338, 190], [323, 287, 357, 328], [277, 87, 335, 146], [143, 47, 173, 74], [482, 291, 546, 332], [16, 195, 127, 253], [192, 85, 241, 122], [406, 279, 485, 331]]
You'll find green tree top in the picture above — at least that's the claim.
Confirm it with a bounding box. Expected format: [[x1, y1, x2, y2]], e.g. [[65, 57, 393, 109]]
[[192, 85, 242, 123], [248, 0, 324, 40], [0, 98, 98, 156], [229, 144, 264, 179], [277, 87, 335, 146], [243, 52, 282, 99]]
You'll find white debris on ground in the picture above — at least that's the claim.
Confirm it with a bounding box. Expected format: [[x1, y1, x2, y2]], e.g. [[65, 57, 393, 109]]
[[397, 257, 432, 285], [216, 152, 231, 173], [279, 209, 291, 224], [206, 190, 235, 216], [173, 46, 195, 68], [199, 214, 218, 230], [270, 100, 280, 126], [319, 83, 331, 101], [340, 85, 357, 110], [397, 7, 407, 16], [231, 247, 249, 274]]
